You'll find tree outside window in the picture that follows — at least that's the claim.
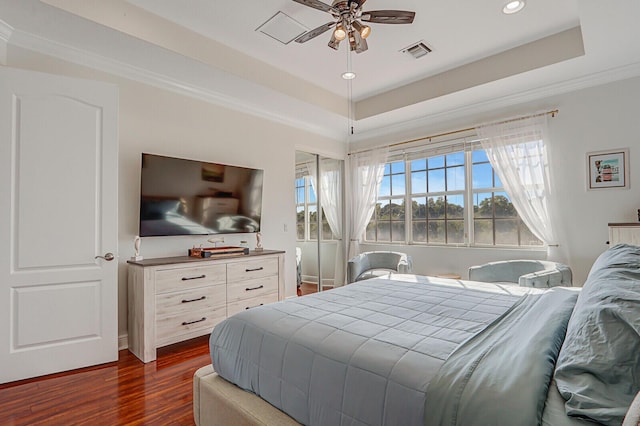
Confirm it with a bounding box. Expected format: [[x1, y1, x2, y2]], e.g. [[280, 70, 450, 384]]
[[295, 176, 335, 241], [365, 148, 542, 247]]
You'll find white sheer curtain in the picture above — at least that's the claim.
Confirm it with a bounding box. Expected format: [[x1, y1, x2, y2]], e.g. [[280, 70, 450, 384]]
[[476, 114, 562, 260], [346, 146, 388, 260], [306, 158, 345, 286]]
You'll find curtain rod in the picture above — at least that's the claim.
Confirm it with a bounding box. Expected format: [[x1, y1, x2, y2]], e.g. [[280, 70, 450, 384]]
[[348, 109, 559, 156]]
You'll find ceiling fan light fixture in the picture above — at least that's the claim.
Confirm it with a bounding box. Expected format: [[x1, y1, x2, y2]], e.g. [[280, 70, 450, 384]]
[[352, 20, 371, 39], [328, 33, 341, 50], [503, 0, 525, 14], [291, 0, 416, 53], [348, 31, 357, 51], [334, 22, 347, 40]]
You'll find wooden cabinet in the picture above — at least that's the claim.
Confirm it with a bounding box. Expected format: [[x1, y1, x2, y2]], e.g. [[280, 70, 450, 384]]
[[227, 257, 280, 316], [608, 223, 640, 246], [127, 250, 284, 363]]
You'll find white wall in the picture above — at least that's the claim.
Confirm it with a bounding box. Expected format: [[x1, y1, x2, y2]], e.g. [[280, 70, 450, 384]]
[[546, 76, 640, 283], [358, 76, 640, 285], [7, 46, 346, 340], [8, 44, 640, 339]]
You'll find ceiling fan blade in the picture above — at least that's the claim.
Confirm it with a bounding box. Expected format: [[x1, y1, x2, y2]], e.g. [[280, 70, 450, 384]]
[[295, 21, 336, 43], [292, 0, 337, 14], [361, 10, 416, 24]]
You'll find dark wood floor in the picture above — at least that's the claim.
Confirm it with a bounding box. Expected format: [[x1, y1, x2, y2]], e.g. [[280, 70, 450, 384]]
[[299, 282, 332, 296], [0, 287, 332, 425], [0, 335, 211, 425]]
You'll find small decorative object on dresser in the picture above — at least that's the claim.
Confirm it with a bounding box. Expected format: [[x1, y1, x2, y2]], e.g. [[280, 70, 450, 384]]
[[255, 232, 263, 251], [130, 235, 143, 261]]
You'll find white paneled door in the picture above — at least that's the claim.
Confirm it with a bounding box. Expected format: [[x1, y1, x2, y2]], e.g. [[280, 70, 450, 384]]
[[0, 67, 118, 383]]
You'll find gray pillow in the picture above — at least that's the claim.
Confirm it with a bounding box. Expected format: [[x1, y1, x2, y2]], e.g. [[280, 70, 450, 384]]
[[554, 244, 640, 426]]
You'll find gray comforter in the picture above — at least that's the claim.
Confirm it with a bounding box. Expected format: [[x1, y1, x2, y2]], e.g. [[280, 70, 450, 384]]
[[424, 287, 579, 426], [210, 275, 533, 425]]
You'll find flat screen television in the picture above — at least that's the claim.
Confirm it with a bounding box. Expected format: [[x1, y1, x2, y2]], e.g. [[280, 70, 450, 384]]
[[138, 153, 264, 237]]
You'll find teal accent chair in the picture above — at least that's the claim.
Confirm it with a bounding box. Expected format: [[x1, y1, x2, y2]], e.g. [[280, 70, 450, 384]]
[[347, 251, 413, 284], [468, 260, 573, 288]]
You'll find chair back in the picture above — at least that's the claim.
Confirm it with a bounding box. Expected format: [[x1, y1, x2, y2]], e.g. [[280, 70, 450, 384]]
[[468, 259, 572, 287], [347, 251, 412, 283]]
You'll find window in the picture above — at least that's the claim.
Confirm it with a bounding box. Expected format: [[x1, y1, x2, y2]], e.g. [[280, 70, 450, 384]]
[[365, 148, 542, 247], [409, 153, 465, 244], [295, 177, 307, 240], [366, 162, 405, 242], [471, 150, 542, 246], [295, 176, 335, 241]]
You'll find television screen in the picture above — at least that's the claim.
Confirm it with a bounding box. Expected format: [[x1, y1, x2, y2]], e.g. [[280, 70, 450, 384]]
[[139, 153, 263, 237]]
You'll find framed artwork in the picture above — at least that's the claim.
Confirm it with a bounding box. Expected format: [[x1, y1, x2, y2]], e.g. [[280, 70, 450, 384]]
[[201, 164, 225, 182], [586, 148, 629, 190]]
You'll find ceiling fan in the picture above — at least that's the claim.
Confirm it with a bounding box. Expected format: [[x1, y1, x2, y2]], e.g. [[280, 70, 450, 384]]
[[293, 0, 416, 53]]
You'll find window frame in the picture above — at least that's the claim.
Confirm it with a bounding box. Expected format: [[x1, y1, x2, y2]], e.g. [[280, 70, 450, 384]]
[[295, 175, 336, 242], [364, 145, 543, 249], [367, 161, 406, 243], [408, 153, 467, 245]]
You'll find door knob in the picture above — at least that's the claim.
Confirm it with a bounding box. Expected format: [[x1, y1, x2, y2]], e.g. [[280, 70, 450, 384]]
[[95, 253, 115, 261]]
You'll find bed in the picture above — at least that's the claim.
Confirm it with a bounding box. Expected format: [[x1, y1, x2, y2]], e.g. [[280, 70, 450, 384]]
[[194, 244, 640, 426]]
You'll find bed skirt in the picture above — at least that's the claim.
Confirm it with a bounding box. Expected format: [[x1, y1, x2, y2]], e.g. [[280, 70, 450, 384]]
[[193, 365, 300, 426]]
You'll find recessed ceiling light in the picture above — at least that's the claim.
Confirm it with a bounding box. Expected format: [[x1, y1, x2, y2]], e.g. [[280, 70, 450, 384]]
[[503, 0, 525, 14], [342, 71, 356, 80]]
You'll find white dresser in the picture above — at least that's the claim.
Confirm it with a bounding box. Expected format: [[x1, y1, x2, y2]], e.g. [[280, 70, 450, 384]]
[[608, 223, 640, 246], [127, 250, 284, 363]]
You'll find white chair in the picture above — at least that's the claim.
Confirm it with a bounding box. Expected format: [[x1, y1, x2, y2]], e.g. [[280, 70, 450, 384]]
[[347, 251, 413, 283], [468, 260, 572, 288]]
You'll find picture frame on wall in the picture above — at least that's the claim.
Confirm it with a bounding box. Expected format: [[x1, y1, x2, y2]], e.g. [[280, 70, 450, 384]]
[[201, 164, 225, 182], [586, 148, 629, 190]]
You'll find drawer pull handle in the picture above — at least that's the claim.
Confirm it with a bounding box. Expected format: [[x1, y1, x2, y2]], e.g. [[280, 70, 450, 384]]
[[182, 317, 206, 326], [246, 285, 264, 291], [245, 304, 264, 310], [182, 296, 206, 303], [182, 274, 206, 281], [245, 267, 264, 272]]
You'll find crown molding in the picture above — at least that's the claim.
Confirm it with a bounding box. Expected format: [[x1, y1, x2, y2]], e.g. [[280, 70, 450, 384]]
[[0, 19, 13, 64], [5, 10, 639, 146], [0, 19, 13, 43], [7, 27, 347, 142]]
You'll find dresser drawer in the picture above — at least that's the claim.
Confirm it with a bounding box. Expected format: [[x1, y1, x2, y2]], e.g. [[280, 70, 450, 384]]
[[155, 264, 226, 294], [155, 306, 226, 347], [227, 257, 278, 283], [227, 275, 278, 302], [227, 293, 279, 317], [155, 285, 225, 318]]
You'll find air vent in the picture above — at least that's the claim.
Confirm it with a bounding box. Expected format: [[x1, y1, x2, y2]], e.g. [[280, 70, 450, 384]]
[[256, 11, 308, 45], [401, 41, 433, 59]]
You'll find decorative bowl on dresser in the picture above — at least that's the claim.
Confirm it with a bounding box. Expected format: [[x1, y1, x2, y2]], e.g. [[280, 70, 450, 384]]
[[127, 249, 285, 363]]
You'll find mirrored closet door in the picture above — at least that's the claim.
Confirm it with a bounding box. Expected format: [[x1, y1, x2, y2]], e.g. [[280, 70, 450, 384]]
[[295, 151, 345, 295]]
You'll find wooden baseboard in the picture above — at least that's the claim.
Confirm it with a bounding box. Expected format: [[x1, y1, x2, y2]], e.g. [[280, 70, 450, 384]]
[[118, 333, 128, 351]]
